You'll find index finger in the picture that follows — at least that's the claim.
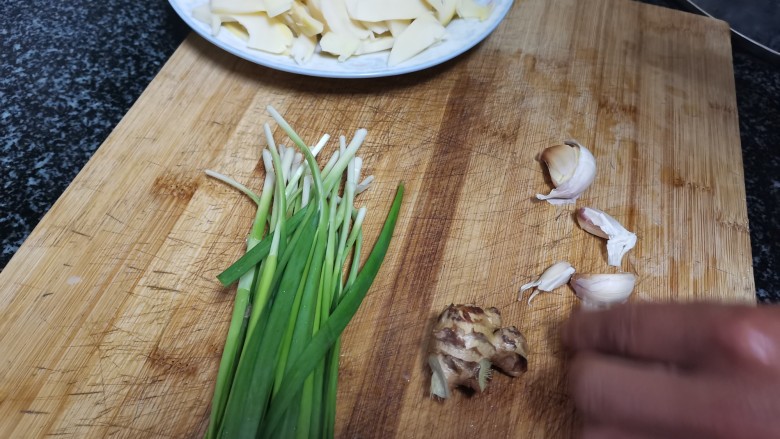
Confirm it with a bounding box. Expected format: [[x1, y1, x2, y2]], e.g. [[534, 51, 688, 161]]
[[561, 302, 780, 371]]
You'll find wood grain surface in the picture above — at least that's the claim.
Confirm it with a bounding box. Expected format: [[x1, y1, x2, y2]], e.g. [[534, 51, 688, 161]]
[[0, 0, 755, 437]]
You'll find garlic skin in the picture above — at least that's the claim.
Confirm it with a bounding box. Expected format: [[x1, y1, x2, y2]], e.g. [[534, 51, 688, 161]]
[[519, 261, 576, 304], [536, 140, 597, 205], [576, 207, 637, 267], [570, 273, 636, 310]]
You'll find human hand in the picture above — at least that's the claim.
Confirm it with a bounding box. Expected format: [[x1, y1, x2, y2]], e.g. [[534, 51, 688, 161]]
[[562, 303, 780, 439]]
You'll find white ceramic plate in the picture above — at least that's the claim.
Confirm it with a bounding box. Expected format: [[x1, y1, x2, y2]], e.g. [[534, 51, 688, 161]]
[[168, 0, 514, 78]]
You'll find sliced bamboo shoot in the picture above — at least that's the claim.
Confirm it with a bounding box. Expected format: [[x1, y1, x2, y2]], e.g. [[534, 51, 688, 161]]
[[265, 0, 294, 17], [386, 19, 412, 37], [345, 0, 430, 22], [456, 0, 491, 20], [428, 0, 457, 25], [229, 13, 294, 54], [319, 32, 362, 61], [320, 0, 372, 40], [291, 34, 317, 64], [388, 13, 446, 66], [211, 0, 268, 14], [286, 1, 324, 36], [355, 36, 395, 55]]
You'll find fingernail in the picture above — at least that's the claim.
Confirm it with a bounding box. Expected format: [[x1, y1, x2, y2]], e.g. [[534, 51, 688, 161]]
[[745, 327, 777, 367]]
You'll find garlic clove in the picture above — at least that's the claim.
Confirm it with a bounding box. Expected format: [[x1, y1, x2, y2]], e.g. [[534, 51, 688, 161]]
[[536, 140, 597, 205], [539, 143, 579, 187], [519, 261, 576, 304], [576, 207, 637, 267], [569, 273, 636, 310]]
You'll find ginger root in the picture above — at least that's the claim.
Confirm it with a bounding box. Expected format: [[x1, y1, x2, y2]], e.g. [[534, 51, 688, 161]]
[[428, 304, 528, 399]]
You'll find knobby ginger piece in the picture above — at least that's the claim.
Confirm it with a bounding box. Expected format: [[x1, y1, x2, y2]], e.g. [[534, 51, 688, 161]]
[[428, 304, 528, 399]]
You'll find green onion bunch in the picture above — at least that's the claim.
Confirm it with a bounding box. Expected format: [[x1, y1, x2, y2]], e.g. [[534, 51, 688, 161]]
[[204, 106, 403, 439]]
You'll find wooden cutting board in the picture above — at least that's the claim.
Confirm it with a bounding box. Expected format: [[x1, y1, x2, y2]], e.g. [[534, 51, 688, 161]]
[[0, 0, 755, 437]]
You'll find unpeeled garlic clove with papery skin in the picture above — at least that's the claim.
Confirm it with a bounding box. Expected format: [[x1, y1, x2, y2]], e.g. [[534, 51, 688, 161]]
[[576, 207, 637, 267], [570, 273, 636, 310], [536, 140, 597, 205], [519, 261, 576, 304]]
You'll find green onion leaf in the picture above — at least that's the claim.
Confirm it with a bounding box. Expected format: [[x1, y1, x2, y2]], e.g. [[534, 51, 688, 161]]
[[259, 182, 404, 437]]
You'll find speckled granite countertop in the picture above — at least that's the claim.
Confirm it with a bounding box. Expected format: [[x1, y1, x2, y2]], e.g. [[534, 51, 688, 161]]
[[1, 0, 778, 302]]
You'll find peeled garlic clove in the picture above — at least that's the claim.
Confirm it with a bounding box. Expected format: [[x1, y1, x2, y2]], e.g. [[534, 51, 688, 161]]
[[519, 261, 576, 304], [570, 273, 636, 310], [577, 207, 637, 267], [536, 140, 597, 205]]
